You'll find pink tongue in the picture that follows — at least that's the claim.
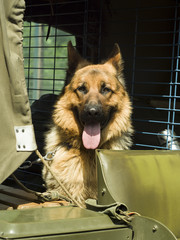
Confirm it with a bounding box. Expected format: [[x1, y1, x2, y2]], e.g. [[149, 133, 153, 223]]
[[82, 123, 101, 149]]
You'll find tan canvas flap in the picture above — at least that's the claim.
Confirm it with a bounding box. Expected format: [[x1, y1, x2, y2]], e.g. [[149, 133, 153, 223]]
[[0, 0, 37, 183]]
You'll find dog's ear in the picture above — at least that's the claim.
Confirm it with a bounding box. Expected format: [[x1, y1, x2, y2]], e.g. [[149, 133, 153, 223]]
[[105, 43, 125, 86], [67, 41, 82, 72], [65, 41, 90, 85], [106, 43, 124, 72], [67, 41, 90, 73]]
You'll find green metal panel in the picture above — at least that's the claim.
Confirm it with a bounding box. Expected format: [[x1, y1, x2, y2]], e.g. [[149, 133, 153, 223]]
[[0, 206, 129, 239], [0, 205, 176, 240], [96, 150, 180, 238], [5, 228, 132, 240], [131, 216, 177, 240]]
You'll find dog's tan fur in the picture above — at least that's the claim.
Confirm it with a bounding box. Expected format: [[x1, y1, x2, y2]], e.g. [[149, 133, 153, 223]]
[[42, 42, 133, 206]]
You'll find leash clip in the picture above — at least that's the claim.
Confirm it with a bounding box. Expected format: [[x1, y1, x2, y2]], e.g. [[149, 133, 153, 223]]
[[19, 147, 60, 169], [43, 146, 60, 161], [44, 151, 56, 161]]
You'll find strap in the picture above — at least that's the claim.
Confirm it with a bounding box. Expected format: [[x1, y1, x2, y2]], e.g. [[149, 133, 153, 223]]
[[85, 199, 140, 224], [35, 149, 84, 208]]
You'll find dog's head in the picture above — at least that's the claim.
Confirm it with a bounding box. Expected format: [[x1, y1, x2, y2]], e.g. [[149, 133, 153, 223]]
[[53, 41, 132, 150]]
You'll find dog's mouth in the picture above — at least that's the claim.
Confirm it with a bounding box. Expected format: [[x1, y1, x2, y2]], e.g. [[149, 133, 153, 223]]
[[73, 106, 114, 150], [81, 114, 112, 150]]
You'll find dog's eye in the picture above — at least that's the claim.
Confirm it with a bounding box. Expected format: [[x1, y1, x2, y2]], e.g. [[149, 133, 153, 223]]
[[77, 86, 87, 94], [101, 86, 112, 95]]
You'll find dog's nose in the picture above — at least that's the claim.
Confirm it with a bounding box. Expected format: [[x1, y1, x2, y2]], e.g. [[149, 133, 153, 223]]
[[81, 103, 104, 123], [88, 107, 98, 116], [86, 104, 102, 117]]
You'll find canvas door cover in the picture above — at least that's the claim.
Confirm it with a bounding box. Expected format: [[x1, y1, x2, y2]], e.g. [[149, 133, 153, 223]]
[[0, 0, 37, 183]]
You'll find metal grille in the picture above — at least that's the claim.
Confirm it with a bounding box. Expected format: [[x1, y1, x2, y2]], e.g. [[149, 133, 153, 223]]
[[23, 20, 75, 104], [129, 3, 180, 150]]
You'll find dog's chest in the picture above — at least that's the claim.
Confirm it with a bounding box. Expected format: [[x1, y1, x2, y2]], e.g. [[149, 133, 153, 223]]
[[52, 149, 96, 187]]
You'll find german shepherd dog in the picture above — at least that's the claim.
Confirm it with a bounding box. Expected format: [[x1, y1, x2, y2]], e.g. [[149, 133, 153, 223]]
[[42, 41, 133, 207]]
